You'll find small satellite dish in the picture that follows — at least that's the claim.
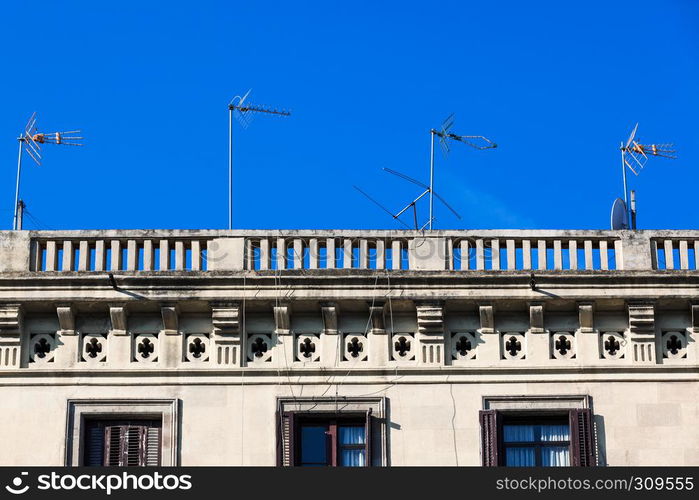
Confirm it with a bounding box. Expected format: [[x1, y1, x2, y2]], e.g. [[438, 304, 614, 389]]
[[611, 198, 628, 230]]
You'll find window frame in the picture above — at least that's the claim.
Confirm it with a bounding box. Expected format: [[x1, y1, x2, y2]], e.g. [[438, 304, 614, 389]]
[[276, 397, 386, 467], [83, 418, 162, 467], [480, 395, 596, 467], [501, 415, 571, 467], [295, 413, 369, 467], [65, 399, 178, 466]]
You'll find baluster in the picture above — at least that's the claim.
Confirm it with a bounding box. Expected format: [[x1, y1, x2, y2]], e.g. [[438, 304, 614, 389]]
[[276, 238, 286, 270], [78, 241, 89, 271], [460, 239, 470, 270], [143, 240, 154, 271], [600, 240, 609, 270], [476, 239, 485, 270], [259, 238, 269, 270], [326, 238, 336, 269], [343, 238, 353, 269], [584, 240, 593, 270], [446, 238, 453, 270], [506, 239, 515, 270], [111, 240, 122, 271], [293, 238, 303, 269], [553, 240, 562, 270], [569, 240, 578, 270], [127, 240, 137, 271], [679, 240, 689, 270], [522, 240, 532, 270], [614, 239, 623, 270], [537, 240, 546, 270], [159, 239, 170, 271], [664, 240, 674, 270], [191, 240, 202, 271], [245, 239, 254, 270], [376, 239, 385, 270], [309, 238, 319, 269], [391, 240, 401, 270], [45, 241, 57, 271], [491, 239, 500, 270], [359, 239, 368, 269], [62, 240, 74, 271], [95, 240, 106, 271]]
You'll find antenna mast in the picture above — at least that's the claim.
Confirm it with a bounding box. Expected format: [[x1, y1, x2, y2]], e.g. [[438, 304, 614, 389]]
[[227, 90, 291, 230], [619, 123, 676, 228], [429, 113, 496, 230], [12, 113, 83, 230]]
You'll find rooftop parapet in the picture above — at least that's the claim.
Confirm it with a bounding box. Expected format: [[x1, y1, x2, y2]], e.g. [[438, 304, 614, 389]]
[[1, 229, 698, 274]]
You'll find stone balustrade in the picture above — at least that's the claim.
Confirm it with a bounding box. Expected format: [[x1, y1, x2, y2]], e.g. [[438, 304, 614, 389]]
[[1, 229, 698, 273]]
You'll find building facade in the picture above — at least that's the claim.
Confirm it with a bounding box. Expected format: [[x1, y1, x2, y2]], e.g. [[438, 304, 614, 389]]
[[0, 229, 697, 466]]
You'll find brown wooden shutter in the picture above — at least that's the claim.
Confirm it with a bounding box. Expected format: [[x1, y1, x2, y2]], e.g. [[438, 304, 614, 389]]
[[104, 425, 125, 466], [569, 408, 595, 466], [277, 411, 296, 466], [479, 410, 501, 466], [365, 409, 373, 467], [83, 421, 105, 466]]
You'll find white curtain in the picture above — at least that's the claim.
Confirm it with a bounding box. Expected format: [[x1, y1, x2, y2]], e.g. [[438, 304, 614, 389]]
[[542, 446, 570, 466], [540, 425, 569, 441], [505, 447, 536, 466], [339, 427, 366, 467]]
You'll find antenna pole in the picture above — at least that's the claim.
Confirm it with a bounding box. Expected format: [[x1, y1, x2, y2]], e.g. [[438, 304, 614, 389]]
[[228, 106, 233, 230], [12, 138, 23, 231], [620, 142, 629, 224], [429, 131, 435, 231], [630, 190, 637, 230], [16, 200, 25, 231]]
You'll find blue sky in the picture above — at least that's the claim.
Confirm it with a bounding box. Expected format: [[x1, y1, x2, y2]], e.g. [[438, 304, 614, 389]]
[[0, 1, 697, 230]]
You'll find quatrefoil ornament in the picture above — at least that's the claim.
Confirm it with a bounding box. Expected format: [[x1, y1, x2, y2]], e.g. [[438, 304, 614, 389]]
[[502, 332, 525, 360], [185, 334, 210, 363], [247, 334, 273, 363], [81, 333, 107, 364], [391, 333, 415, 361], [30, 334, 56, 364], [296, 334, 320, 362], [343, 334, 368, 362], [451, 332, 477, 361]]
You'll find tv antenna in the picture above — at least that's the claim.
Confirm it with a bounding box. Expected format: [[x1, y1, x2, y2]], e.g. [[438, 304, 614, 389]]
[[429, 113, 496, 230], [227, 89, 291, 229], [12, 113, 83, 230], [618, 123, 676, 229], [354, 167, 462, 230]]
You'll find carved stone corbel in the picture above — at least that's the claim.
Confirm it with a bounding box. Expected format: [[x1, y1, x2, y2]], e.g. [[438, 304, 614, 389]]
[[320, 302, 339, 335], [627, 301, 656, 364], [56, 304, 76, 335], [691, 303, 699, 333], [109, 304, 128, 336], [160, 303, 179, 336], [415, 301, 444, 365], [210, 301, 242, 366], [0, 304, 23, 337], [274, 304, 291, 335], [368, 301, 386, 335], [529, 302, 546, 334], [578, 302, 595, 333], [479, 304, 495, 334]]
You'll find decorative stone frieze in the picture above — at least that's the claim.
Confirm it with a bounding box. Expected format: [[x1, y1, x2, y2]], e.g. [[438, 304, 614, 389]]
[[627, 302, 656, 364], [451, 332, 477, 361], [211, 301, 242, 366], [0, 304, 23, 369], [416, 301, 444, 365]]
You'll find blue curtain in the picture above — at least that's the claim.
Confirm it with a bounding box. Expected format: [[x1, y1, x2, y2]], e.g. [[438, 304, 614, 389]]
[[505, 447, 536, 466], [504, 425, 535, 442]]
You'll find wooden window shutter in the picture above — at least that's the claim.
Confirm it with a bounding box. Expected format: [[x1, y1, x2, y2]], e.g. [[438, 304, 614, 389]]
[[145, 426, 162, 466], [365, 409, 373, 467], [479, 410, 502, 466], [277, 411, 296, 466], [569, 408, 595, 466], [104, 425, 125, 466], [83, 421, 105, 466]]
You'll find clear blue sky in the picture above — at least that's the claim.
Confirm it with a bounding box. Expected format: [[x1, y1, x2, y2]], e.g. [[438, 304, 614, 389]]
[[0, 1, 697, 231]]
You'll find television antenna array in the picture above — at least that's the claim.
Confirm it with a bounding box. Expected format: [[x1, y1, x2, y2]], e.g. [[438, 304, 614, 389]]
[[227, 89, 291, 229], [354, 167, 462, 230], [614, 123, 676, 229], [428, 113, 497, 229], [12, 113, 83, 230]]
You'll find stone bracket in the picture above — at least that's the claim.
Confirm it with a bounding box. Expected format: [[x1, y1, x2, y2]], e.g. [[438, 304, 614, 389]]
[[529, 303, 546, 334], [368, 302, 386, 335], [274, 304, 291, 335], [320, 302, 339, 335], [479, 304, 495, 334], [627, 301, 656, 364], [691, 304, 699, 333], [56, 304, 76, 335], [109, 304, 128, 336], [160, 303, 180, 336], [416, 301, 444, 336], [578, 302, 595, 333]]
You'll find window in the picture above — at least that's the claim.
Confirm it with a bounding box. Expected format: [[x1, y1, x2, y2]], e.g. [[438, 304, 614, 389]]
[[480, 396, 596, 467], [282, 413, 371, 467], [277, 397, 386, 467], [502, 417, 570, 466], [84, 419, 161, 466], [65, 399, 178, 466]]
